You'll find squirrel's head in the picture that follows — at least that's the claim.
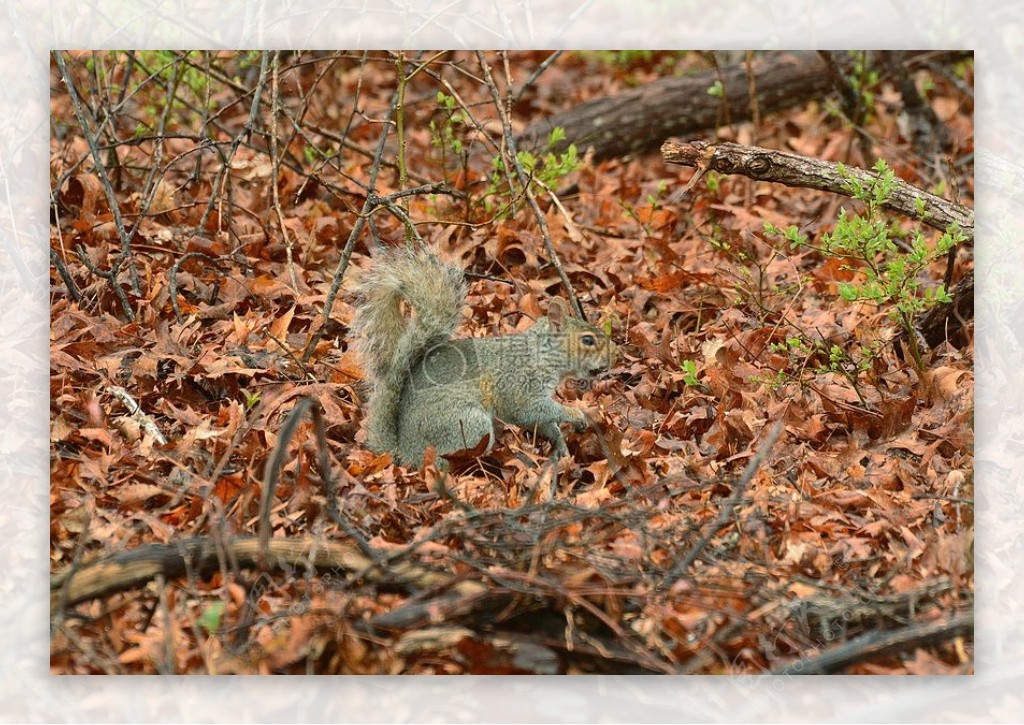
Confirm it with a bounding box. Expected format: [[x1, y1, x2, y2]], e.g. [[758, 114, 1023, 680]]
[[547, 297, 620, 379]]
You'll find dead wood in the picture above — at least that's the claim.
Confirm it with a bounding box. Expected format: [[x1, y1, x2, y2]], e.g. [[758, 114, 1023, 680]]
[[519, 51, 969, 163], [910, 268, 974, 349], [50, 536, 485, 613], [393, 627, 562, 675], [520, 51, 834, 162], [661, 138, 974, 242], [769, 610, 973, 675]]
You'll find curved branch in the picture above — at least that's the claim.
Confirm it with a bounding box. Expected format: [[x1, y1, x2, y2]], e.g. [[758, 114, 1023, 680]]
[[661, 138, 974, 241], [50, 535, 483, 613], [769, 611, 973, 675]]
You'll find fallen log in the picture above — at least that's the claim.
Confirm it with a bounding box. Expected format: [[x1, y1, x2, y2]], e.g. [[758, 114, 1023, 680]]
[[519, 50, 970, 162], [49, 535, 485, 613]]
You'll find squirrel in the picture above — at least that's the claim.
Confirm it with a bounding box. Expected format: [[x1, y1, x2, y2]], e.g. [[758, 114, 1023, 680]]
[[352, 247, 619, 468]]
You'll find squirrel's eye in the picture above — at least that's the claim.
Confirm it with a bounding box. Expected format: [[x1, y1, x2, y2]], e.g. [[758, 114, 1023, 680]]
[[581, 334, 596, 347]]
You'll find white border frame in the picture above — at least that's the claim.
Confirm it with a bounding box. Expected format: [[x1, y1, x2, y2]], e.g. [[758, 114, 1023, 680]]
[[5, 1, 1014, 721]]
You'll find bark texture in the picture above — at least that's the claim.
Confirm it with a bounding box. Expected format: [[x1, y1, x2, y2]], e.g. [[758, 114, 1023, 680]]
[[661, 138, 974, 241], [520, 50, 970, 163]]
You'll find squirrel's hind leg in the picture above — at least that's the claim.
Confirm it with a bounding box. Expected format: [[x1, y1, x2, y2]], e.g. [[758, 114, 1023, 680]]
[[400, 404, 493, 467], [440, 406, 494, 458]]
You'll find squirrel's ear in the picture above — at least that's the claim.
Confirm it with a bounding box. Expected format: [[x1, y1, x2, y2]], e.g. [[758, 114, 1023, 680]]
[[547, 297, 569, 327]]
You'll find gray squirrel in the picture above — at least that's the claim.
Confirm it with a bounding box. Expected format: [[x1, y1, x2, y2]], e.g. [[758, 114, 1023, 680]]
[[352, 248, 619, 468]]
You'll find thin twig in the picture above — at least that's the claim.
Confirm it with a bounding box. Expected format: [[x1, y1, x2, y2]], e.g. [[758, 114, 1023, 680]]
[[50, 506, 93, 637], [50, 247, 81, 303], [198, 52, 270, 233], [136, 52, 183, 223], [744, 51, 761, 139], [476, 51, 585, 319], [303, 83, 401, 363], [155, 574, 175, 674], [707, 51, 732, 132], [269, 52, 301, 291], [257, 398, 374, 572], [769, 610, 973, 675], [661, 420, 784, 589], [108, 385, 168, 445], [515, 51, 563, 102], [818, 50, 875, 162], [74, 244, 135, 320], [54, 51, 142, 300], [394, 51, 411, 240]]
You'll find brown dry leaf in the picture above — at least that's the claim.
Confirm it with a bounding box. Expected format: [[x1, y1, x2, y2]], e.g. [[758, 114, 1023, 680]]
[[149, 179, 178, 215], [932, 96, 960, 122], [115, 483, 169, 505], [330, 350, 364, 384], [268, 304, 296, 341], [51, 414, 75, 442], [63, 173, 105, 216], [574, 484, 614, 508], [201, 356, 267, 378], [931, 366, 971, 399], [77, 427, 114, 448]]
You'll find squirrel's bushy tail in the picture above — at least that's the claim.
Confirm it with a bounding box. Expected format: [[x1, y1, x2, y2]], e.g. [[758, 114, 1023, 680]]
[[352, 248, 466, 454]]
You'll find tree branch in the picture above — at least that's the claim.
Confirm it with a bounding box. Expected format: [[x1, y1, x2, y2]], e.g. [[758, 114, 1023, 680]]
[[50, 535, 481, 613], [769, 611, 973, 675], [661, 138, 974, 242]]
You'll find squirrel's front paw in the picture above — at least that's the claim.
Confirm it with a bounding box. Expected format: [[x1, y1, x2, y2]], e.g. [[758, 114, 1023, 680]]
[[564, 406, 588, 431]]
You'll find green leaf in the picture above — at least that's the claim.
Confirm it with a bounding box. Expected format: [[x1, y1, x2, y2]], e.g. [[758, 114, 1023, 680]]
[[198, 601, 225, 634]]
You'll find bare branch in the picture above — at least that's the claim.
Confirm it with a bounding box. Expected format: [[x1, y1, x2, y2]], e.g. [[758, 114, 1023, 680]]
[[662, 138, 973, 241], [661, 420, 784, 589], [54, 51, 142, 301], [476, 50, 584, 319]]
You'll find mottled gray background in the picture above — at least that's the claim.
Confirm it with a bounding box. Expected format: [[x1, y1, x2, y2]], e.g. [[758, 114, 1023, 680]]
[[4, 0, 1016, 721]]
